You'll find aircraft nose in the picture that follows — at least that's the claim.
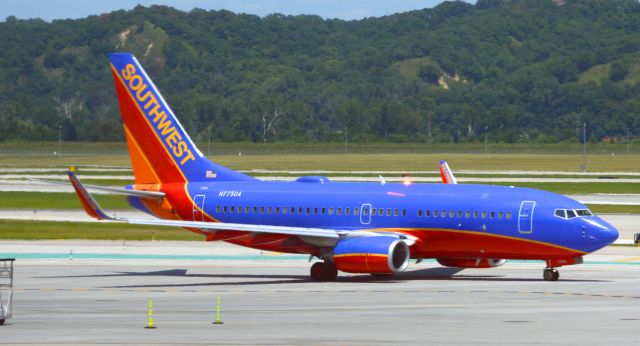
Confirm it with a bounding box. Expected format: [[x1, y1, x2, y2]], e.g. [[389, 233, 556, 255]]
[[590, 218, 619, 245]]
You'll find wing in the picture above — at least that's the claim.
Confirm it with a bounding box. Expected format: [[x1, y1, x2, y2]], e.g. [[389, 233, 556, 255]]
[[67, 171, 417, 247], [438, 160, 458, 184]]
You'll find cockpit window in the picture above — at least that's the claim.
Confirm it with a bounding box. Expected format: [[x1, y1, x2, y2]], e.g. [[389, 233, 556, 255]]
[[555, 208, 591, 219], [576, 209, 592, 217]]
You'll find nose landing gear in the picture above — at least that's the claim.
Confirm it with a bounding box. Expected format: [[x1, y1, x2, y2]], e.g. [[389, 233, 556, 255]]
[[543, 268, 559, 281], [310, 261, 338, 282]]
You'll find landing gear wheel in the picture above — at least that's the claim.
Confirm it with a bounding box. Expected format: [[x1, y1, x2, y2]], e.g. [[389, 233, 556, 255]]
[[310, 262, 338, 282], [543, 268, 559, 281], [0, 319, 5, 325]]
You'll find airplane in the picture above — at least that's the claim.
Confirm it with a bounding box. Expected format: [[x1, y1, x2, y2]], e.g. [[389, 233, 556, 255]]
[[67, 52, 619, 282]]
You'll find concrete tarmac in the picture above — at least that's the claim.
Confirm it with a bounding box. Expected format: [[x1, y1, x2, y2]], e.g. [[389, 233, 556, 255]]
[[1, 242, 640, 345]]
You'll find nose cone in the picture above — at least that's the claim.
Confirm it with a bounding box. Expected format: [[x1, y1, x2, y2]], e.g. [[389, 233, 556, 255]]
[[588, 217, 619, 246]]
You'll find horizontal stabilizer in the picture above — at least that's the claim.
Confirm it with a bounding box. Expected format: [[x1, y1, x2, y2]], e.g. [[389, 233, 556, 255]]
[[67, 171, 115, 220], [32, 178, 165, 199]]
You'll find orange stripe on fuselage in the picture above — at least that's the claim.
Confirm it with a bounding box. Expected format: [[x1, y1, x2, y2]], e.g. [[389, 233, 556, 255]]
[[399, 228, 586, 259]]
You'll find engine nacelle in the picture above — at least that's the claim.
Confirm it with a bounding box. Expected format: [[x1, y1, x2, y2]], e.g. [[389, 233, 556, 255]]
[[333, 236, 410, 274], [437, 258, 506, 268]]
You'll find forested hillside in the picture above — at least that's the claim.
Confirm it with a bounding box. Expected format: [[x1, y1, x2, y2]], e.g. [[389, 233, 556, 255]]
[[1, 0, 639, 143]]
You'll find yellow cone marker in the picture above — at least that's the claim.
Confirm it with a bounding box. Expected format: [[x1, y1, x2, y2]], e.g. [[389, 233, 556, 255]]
[[212, 296, 224, 325], [145, 298, 157, 329]]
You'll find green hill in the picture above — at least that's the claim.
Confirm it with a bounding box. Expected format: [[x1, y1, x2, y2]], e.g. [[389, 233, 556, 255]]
[[0, 0, 639, 143]]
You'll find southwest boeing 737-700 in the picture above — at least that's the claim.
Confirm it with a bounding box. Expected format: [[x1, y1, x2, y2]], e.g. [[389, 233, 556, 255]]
[[67, 53, 619, 282]]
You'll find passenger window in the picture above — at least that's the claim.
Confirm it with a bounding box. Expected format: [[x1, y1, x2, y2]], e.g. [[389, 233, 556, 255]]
[[498, 212, 504, 219], [253, 207, 258, 213], [379, 208, 384, 216], [457, 211, 462, 218], [394, 209, 399, 216], [245, 207, 250, 213], [306, 207, 311, 214], [402, 209, 407, 216], [268, 207, 272, 214], [298, 207, 303, 214], [425, 210, 430, 217], [441, 210, 446, 218], [290, 207, 295, 215], [506, 211, 512, 219], [337, 208, 342, 215], [474, 211, 479, 218], [328, 208, 334, 215], [314, 208, 318, 215], [260, 207, 264, 214], [282, 207, 288, 215], [275, 207, 280, 214], [465, 211, 470, 218], [418, 210, 423, 217], [433, 210, 438, 217], [372, 208, 377, 216], [321, 208, 326, 215], [481, 211, 487, 219], [224, 206, 228, 213], [386, 208, 391, 216], [449, 210, 454, 218], [216, 206, 221, 213], [346, 208, 351, 215], [230, 206, 235, 213], [490, 211, 495, 219], [363, 208, 369, 216]]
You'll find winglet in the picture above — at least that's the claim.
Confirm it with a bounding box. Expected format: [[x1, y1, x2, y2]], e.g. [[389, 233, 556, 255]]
[[67, 169, 114, 220], [438, 160, 458, 184]]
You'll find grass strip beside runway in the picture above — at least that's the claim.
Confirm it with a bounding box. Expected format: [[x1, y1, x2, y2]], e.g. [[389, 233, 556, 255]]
[[0, 220, 202, 241]]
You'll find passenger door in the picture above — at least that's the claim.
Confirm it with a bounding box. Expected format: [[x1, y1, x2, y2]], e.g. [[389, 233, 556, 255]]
[[193, 194, 206, 222], [518, 200, 535, 234], [360, 203, 372, 225]]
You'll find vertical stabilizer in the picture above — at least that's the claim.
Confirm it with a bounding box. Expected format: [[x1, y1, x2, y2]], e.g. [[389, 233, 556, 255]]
[[109, 53, 255, 184]]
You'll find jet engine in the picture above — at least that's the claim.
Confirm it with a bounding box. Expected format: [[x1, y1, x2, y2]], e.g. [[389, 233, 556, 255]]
[[437, 258, 506, 268], [333, 236, 410, 274]]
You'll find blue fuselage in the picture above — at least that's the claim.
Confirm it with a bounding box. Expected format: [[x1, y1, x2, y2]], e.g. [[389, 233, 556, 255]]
[[153, 178, 620, 259]]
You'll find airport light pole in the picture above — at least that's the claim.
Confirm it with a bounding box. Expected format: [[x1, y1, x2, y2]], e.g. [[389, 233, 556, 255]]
[[57, 125, 63, 156], [345, 126, 349, 154], [627, 127, 630, 155], [207, 125, 212, 156], [581, 122, 586, 173], [484, 126, 489, 154]]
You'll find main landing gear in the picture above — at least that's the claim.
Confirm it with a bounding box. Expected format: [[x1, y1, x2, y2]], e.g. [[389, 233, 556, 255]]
[[310, 261, 338, 282], [543, 268, 559, 281]]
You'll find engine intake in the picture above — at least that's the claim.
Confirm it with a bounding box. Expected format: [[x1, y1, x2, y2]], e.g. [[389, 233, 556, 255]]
[[333, 236, 410, 274], [437, 258, 506, 268]]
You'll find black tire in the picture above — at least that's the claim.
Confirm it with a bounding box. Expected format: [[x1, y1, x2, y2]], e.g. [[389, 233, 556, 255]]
[[0, 319, 5, 325], [543, 269, 559, 281], [310, 262, 338, 282], [310, 262, 326, 281], [324, 262, 338, 281]]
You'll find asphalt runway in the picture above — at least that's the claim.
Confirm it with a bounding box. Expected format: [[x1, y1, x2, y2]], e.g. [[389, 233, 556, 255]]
[[2, 244, 640, 345]]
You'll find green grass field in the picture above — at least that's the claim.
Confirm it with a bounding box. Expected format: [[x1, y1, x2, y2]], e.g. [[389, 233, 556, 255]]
[[0, 220, 202, 241], [0, 192, 130, 209], [0, 142, 639, 172]]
